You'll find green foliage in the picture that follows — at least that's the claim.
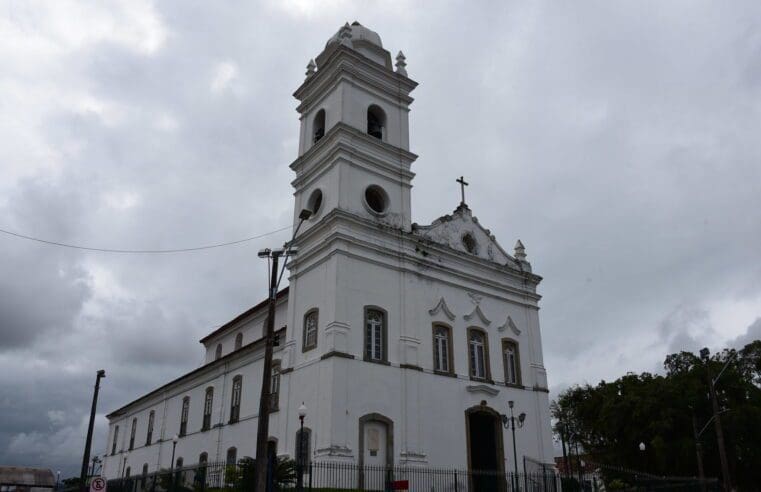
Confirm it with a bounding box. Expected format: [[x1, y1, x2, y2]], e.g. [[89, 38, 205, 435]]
[[552, 341, 761, 490], [273, 456, 297, 489]]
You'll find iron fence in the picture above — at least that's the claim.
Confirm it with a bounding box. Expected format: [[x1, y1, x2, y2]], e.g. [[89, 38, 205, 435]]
[[104, 460, 717, 492]]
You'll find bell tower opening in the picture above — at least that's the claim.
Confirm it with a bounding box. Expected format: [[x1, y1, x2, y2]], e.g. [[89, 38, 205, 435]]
[[367, 104, 385, 140], [313, 109, 325, 143]]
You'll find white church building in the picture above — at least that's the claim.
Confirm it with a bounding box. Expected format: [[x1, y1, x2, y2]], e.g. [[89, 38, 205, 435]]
[[101, 22, 555, 482]]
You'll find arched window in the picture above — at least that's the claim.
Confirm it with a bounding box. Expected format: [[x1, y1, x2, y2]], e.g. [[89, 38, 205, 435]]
[[129, 417, 137, 450], [367, 105, 386, 140], [111, 425, 119, 455], [467, 328, 490, 381], [234, 333, 243, 350], [215, 344, 222, 360], [230, 376, 242, 423], [141, 464, 148, 489], [364, 307, 387, 362], [125, 467, 131, 478], [199, 452, 208, 464], [202, 387, 213, 431], [179, 396, 190, 436], [502, 339, 521, 386], [146, 411, 154, 446], [432, 324, 454, 374], [295, 427, 312, 468], [175, 457, 183, 468], [226, 447, 237, 466], [303, 309, 318, 352], [313, 109, 326, 143], [269, 361, 281, 411]]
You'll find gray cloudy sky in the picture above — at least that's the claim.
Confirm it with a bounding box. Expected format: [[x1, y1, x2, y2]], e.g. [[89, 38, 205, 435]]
[[2, 0, 760, 477]]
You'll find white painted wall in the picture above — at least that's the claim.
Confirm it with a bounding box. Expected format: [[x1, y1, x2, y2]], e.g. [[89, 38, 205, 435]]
[[102, 23, 554, 481]]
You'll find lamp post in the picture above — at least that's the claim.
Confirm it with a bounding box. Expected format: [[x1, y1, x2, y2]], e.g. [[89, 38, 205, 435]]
[[297, 402, 307, 491], [253, 209, 312, 492], [502, 401, 526, 491], [170, 434, 179, 492], [80, 369, 106, 492], [56, 471, 61, 491], [700, 347, 732, 491]]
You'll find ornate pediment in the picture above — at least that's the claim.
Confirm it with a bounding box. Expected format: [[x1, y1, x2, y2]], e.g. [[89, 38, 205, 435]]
[[412, 203, 518, 267], [428, 297, 456, 320], [464, 305, 491, 326], [497, 316, 521, 336]]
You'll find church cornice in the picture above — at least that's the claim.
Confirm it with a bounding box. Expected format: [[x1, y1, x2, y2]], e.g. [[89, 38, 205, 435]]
[[288, 209, 542, 304], [290, 123, 417, 188], [294, 45, 417, 108]]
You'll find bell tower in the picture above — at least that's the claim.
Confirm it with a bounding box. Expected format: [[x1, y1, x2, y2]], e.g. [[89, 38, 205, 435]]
[[290, 21, 418, 232]]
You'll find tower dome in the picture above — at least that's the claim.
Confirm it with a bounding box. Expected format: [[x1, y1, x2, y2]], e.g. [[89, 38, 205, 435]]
[[322, 21, 392, 69], [326, 21, 383, 49]]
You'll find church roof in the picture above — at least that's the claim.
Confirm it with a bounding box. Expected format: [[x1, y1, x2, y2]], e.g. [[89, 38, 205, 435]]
[[108, 326, 286, 419], [198, 286, 289, 344]]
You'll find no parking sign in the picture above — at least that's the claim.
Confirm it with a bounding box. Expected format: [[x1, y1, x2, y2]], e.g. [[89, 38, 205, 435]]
[[90, 477, 107, 492]]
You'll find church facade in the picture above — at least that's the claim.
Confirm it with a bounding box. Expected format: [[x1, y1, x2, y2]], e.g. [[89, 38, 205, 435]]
[[101, 22, 554, 481]]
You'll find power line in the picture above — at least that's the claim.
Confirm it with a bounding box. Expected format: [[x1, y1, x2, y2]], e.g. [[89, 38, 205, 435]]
[[0, 225, 292, 254]]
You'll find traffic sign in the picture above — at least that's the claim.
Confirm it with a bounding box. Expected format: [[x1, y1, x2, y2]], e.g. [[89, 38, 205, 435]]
[[90, 477, 107, 492]]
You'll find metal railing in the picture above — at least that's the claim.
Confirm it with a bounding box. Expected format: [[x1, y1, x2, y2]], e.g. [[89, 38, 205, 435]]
[[104, 459, 716, 491]]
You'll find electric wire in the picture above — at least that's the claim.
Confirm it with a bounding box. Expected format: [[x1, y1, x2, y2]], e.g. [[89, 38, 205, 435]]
[[0, 225, 292, 254]]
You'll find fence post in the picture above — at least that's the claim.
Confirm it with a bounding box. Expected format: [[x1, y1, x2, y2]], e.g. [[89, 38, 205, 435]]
[[453, 470, 458, 492]]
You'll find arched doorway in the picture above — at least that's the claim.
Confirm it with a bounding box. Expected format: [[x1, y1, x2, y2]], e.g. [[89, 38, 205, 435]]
[[358, 413, 394, 490], [465, 405, 506, 491]]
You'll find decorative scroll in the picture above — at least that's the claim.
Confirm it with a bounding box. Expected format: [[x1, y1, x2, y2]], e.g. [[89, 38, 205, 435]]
[[464, 305, 491, 326], [497, 316, 521, 336], [428, 297, 456, 321]]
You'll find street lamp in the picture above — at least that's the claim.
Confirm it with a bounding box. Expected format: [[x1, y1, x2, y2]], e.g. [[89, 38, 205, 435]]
[[297, 402, 307, 491], [170, 434, 179, 492], [253, 209, 312, 492], [502, 401, 526, 491], [80, 369, 106, 492]]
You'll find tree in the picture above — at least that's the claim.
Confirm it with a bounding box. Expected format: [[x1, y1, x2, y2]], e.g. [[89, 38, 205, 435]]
[[552, 341, 761, 490]]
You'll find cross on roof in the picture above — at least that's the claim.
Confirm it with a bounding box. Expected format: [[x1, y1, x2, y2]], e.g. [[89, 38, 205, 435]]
[[456, 176, 469, 205]]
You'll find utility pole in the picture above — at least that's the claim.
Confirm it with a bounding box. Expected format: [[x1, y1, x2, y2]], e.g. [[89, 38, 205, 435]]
[[253, 251, 280, 492], [700, 348, 731, 492], [80, 369, 106, 492], [253, 209, 312, 492], [690, 408, 706, 492]]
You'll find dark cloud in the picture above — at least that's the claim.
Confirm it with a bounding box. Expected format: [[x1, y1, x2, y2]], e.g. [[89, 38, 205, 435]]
[[2, 0, 760, 476]]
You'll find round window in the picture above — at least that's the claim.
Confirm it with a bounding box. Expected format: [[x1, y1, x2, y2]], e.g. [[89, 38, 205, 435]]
[[364, 185, 388, 215], [306, 189, 323, 217]]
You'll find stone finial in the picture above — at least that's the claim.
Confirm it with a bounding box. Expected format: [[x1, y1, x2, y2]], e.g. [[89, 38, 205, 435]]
[[305, 59, 316, 79], [514, 240, 527, 260], [338, 22, 353, 46], [395, 51, 408, 76]]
